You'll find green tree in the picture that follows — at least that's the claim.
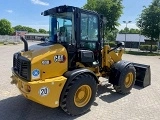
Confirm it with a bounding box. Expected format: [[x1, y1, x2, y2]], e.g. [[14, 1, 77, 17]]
[[83, 0, 123, 33], [106, 29, 119, 41], [39, 28, 47, 33], [137, 0, 160, 52], [119, 27, 129, 34], [0, 19, 14, 35], [119, 28, 140, 34], [13, 25, 23, 31], [13, 25, 38, 33], [129, 28, 140, 34]]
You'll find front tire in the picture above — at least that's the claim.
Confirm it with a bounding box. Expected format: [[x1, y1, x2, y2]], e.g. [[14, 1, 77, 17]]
[[113, 64, 136, 94], [60, 73, 97, 116]]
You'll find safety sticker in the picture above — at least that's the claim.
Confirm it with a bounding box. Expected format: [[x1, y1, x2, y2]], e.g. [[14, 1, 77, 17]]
[[39, 87, 49, 96], [32, 69, 40, 79]]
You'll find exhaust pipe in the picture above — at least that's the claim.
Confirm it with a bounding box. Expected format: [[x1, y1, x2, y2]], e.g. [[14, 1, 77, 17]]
[[20, 36, 28, 51]]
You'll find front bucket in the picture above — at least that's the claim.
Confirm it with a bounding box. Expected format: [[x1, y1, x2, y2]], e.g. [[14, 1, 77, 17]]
[[132, 63, 151, 87]]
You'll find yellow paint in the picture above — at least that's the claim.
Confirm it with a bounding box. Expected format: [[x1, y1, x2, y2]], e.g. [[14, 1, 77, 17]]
[[21, 44, 68, 81], [124, 72, 134, 88], [76, 62, 85, 68], [87, 67, 96, 72], [102, 45, 123, 68], [103, 45, 114, 68], [74, 85, 92, 107], [11, 41, 125, 109], [118, 49, 124, 59], [109, 51, 121, 63], [76, 62, 101, 77], [11, 72, 67, 108]]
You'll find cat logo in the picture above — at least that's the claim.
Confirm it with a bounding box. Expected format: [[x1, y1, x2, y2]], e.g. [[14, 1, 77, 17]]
[[54, 55, 66, 63]]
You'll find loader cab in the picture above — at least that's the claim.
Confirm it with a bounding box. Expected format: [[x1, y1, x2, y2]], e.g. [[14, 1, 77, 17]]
[[42, 5, 103, 68]]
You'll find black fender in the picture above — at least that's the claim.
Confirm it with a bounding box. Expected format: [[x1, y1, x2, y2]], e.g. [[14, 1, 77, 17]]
[[64, 68, 98, 82], [60, 68, 98, 103], [109, 60, 134, 85]]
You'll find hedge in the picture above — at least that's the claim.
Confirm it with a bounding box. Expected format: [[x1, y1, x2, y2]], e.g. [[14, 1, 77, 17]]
[[139, 45, 158, 51]]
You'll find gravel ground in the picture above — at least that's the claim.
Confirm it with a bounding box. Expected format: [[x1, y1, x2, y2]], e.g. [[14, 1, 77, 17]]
[[0, 42, 160, 120]]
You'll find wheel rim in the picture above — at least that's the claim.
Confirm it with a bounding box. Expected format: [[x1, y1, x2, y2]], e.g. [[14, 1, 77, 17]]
[[74, 85, 92, 107], [124, 72, 134, 88]]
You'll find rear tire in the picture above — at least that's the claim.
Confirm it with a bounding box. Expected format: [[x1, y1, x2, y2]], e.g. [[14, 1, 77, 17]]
[[60, 73, 97, 116], [113, 64, 136, 94]]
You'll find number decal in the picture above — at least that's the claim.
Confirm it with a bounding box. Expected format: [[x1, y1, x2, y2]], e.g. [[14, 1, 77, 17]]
[[39, 87, 49, 96]]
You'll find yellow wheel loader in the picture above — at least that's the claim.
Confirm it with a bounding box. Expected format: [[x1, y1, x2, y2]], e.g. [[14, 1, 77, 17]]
[[11, 5, 151, 116]]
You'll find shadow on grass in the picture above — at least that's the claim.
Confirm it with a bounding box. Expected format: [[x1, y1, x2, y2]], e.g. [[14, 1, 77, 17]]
[[125, 51, 160, 56]]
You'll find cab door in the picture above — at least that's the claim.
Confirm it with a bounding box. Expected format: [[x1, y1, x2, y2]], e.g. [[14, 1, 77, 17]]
[[80, 12, 101, 61]]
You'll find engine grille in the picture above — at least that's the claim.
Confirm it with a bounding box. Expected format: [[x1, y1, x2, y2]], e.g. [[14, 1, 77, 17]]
[[13, 53, 31, 81]]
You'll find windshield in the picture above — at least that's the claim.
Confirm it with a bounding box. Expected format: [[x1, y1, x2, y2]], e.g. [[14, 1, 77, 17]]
[[49, 12, 74, 44]]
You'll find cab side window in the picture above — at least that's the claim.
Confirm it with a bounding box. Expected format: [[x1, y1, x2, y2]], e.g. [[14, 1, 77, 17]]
[[81, 13, 98, 41]]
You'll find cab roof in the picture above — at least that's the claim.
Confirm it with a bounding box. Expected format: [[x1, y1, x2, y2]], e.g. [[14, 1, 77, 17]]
[[42, 5, 100, 16]]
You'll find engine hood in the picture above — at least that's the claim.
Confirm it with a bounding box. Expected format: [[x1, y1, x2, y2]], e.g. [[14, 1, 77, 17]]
[[20, 42, 68, 81], [21, 42, 65, 61]]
